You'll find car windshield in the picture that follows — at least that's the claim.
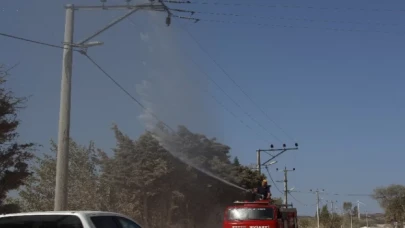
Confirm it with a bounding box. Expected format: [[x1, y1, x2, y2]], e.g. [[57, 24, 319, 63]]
[[228, 207, 274, 221], [0, 215, 84, 228]]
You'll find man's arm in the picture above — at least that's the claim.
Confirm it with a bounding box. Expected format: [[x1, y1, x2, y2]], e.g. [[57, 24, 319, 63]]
[[267, 186, 271, 199]]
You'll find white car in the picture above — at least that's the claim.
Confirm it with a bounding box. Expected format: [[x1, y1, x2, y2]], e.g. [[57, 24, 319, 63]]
[[0, 211, 143, 228]]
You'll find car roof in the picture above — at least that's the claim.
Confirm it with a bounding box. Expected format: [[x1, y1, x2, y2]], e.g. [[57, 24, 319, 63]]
[[0, 211, 125, 218]]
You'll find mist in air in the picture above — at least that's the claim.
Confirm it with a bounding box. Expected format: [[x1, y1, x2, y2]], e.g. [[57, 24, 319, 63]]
[[133, 8, 248, 191], [135, 9, 222, 139]]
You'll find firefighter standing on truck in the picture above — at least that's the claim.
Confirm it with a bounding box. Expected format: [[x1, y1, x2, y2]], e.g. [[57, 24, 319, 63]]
[[257, 179, 271, 200]]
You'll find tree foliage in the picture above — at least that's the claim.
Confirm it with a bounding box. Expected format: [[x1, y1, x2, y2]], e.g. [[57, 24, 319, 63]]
[[17, 140, 104, 211], [343, 201, 352, 214], [14, 124, 269, 227], [373, 184, 405, 225], [319, 205, 343, 228], [0, 65, 35, 213]]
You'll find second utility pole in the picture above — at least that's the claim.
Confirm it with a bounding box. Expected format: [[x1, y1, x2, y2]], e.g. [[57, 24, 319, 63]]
[[277, 166, 295, 206], [310, 188, 324, 228]]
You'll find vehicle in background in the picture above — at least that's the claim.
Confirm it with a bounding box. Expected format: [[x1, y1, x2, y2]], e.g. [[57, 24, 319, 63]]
[[223, 199, 298, 228], [0, 211, 142, 228]]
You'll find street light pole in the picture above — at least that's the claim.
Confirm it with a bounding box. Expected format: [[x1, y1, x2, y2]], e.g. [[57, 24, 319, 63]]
[[54, 4, 74, 211], [54, 2, 167, 211]]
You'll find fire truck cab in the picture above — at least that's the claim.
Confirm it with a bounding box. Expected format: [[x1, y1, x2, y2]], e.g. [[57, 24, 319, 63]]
[[223, 199, 298, 228]]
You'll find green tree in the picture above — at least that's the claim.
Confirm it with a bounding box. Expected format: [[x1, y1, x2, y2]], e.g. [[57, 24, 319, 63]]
[[328, 213, 343, 228], [352, 205, 358, 218], [320, 205, 330, 226], [0, 66, 36, 213], [16, 139, 104, 211], [343, 201, 352, 214], [12, 122, 286, 227], [233, 156, 240, 166], [103, 124, 267, 228], [373, 184, 405, 225], [299, 218, 316, 228]]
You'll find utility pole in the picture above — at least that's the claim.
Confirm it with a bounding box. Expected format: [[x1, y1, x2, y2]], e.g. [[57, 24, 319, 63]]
[[356, 200, 366, 220], [276, 166, 295, 207], [326, 200, 337, 219], [257, 143, 298, 174], [54, 1, 167, 211], [365, 210, 369, 228], [350, 211, 353, 228], [54, 5, 74, 211], [310, 189, 324, 228], [256, 150, 261, 174]]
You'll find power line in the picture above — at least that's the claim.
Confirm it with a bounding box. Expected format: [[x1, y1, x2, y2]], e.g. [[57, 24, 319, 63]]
[[0, 29, 273, 146], [0, 31, 171, 131], [176, 34, 282, 143], [171, 8, 403, 28], [156, 5, 288, 144], [80, 52, 176, 133], [0, 32, 69, 50], [208, 91, 273, 144], [264, 166, 283, 195], [293, 190, 374, 197], [126, 18, 274, 145], [288, 191, 308, 206], [163, 1, 405, 13], [179, 26, 296, 142], [173, 15, 405, 36]]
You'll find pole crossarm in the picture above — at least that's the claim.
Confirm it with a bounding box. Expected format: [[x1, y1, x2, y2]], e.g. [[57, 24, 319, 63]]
[[75, 4, 166, 45], [71, 3, 166, 11], [260, 147, 297, 166]]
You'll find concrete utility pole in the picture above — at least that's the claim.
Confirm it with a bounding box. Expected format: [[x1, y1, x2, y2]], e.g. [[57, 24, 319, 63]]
[[356, 200, 366, 220], [54, 1, 167, 211], [256, 143, 298, 174], [350, 211, 353, 228], [310, 189, 324, 228], [276, 166, 295, 207], [54, 5, 74, 211], [365, 210, 369, 228], [326, 200, 337, 219]]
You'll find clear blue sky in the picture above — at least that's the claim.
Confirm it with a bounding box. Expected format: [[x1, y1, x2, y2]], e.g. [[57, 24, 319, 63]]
[[2, 0, 405, 215]]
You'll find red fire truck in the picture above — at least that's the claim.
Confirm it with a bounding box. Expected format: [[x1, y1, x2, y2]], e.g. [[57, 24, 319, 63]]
[[223, 199, 298, 228]]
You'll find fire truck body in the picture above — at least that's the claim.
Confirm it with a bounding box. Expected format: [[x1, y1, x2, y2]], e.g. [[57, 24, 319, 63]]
[[223, 200, 298, 228]]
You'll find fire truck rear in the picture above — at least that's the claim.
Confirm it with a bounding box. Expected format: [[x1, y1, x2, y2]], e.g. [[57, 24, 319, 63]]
[[223, 199, 298, 228]]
